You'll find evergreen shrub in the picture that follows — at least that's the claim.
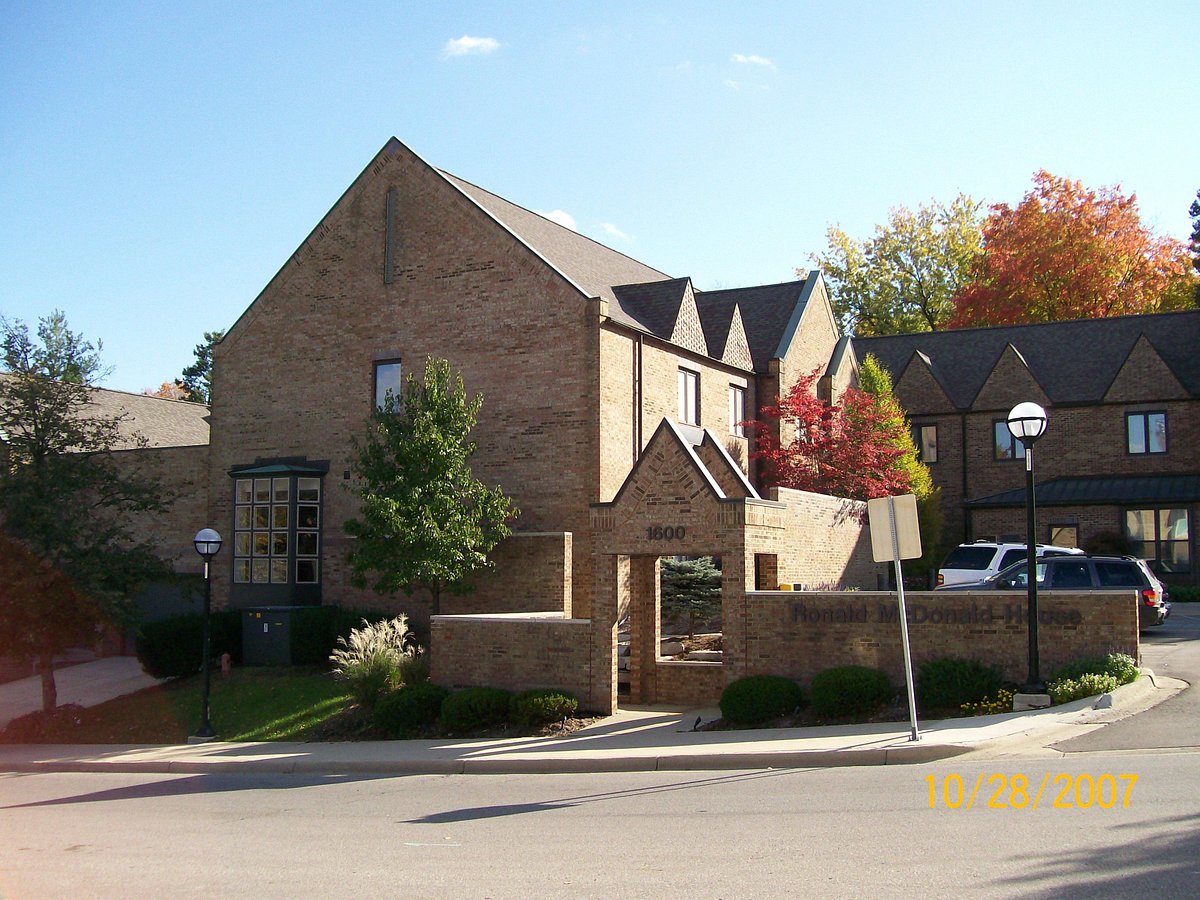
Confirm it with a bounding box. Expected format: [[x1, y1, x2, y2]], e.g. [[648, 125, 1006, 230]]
[[373, 682, 449, 737], [719, 675, 803, 725], [809, 665, 893, 718], [441, 687, 513, 732], [135, 610, 242, 679], [510, 689, 578, 726], [916, 657, 1003, 711]]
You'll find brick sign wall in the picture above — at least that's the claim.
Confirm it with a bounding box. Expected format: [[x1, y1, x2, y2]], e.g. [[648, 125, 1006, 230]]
[[738, 590, 1140, 688]]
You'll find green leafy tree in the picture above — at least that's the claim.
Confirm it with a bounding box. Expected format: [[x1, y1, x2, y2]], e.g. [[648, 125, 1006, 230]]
[[344, 357, 517, 616], [811, 194, 984, 335], [660, 556, 722, 639], [0, 312, 168, 712], [179, 329, 224, 405], [856, 354, 944, 575]]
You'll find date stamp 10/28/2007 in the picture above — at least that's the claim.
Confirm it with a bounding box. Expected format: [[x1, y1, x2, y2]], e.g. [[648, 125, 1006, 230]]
[[926, 773, 1138, 810]]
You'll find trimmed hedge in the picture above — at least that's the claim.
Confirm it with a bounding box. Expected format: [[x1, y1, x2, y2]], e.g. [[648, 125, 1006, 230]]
[[441, 687, 514, 732], [510, 689, 578, 727], [916, 657, 1003, 711], [809, 665, 893, 718], [135, 611, 242, 679], [373, 683, 449, 737], [719, 675, 803, 725]]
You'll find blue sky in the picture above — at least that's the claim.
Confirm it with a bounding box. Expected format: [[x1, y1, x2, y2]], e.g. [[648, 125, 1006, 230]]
[[2, 1, 1197, 394]]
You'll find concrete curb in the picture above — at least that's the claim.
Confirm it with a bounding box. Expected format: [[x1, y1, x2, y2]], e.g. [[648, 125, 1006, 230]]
[[0, 670, 1181, 776]]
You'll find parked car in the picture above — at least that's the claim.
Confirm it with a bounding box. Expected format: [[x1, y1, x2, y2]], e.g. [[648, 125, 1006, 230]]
[[938, 554, 1171, 628], [936, 541, 1084, 587]]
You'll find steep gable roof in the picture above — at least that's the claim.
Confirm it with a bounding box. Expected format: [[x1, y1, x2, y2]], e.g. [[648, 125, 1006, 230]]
[[693, 279, 810, 373], [439, 171, 672, 306], [855, 310, 1200, 409]]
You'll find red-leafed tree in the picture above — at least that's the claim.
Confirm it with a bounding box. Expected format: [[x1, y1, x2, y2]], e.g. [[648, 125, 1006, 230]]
[[749, 369, 914, 501], [950, 170, 1197, 328]]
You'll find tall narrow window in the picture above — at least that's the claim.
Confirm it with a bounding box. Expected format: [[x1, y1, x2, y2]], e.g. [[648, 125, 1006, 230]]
[[915, 423, 938, 463], [729, 385, 746, 437], [1126, 411, 1166, 454], [374, 359, 402, 411], [993, 419, 1025, 461], [677, 368, 700, 426]]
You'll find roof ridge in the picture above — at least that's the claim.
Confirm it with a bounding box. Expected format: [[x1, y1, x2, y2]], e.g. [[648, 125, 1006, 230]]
[[437, 168, 672, 282]]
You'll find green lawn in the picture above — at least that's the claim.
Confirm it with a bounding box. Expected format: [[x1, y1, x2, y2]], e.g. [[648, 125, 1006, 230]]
[[4, 667, 355, 744]]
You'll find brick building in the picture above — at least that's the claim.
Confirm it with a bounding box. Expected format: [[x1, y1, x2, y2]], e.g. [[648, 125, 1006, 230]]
[[857, 312, 1200, 586], [207, 137, 859, 620]]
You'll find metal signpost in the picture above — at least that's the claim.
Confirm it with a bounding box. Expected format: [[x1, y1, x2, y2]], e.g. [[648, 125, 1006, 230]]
[[867, 493, 922, 742]]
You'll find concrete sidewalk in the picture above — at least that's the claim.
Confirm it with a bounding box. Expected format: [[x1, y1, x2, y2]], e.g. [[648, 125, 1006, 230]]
[[0, 656, 164, 731], [0, 658, 1183, 775]]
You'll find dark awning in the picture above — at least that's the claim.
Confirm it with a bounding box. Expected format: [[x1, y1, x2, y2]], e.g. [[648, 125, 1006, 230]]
[[966, 473, 1200, 508]]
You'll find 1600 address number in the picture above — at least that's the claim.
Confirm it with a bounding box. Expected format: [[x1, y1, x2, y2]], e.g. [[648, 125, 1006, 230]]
[[646, 525, 686, 541]]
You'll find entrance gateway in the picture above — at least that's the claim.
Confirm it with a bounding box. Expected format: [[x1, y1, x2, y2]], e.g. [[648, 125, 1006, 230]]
[[430, 418, 1139, 714]]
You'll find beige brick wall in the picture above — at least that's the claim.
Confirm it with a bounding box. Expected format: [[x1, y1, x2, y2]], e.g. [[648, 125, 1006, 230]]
[[449, 532, 572, 615], [108, 444, 211, 575], [430, 613, 596, 709], [740, 589, 1139, 689], [209, 142, 597, 620]]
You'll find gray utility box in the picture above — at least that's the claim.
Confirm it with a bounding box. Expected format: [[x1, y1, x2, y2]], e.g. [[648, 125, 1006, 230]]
[[242, 607, 300, 666]]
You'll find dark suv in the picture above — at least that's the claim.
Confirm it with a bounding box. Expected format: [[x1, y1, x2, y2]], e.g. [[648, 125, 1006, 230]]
[[942, 555, 1171, 628]]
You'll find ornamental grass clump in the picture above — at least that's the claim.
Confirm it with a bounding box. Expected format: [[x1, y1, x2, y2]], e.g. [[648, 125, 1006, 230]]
[[329, 615, 422, 711]]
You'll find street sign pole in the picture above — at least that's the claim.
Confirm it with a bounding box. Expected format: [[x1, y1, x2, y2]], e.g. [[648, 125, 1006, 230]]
[[888, 496, 920, 743]]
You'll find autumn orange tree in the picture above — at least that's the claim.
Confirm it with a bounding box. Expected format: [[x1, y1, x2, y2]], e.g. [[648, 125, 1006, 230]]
[[750, 369, 915, 501], [950, 170, 1197, 327]]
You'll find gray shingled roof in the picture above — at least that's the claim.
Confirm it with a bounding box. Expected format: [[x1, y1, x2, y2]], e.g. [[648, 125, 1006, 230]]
[[87, 388, 210, 449], [439, 171, 673, 313], [695, 281, 810, 373], [967, 474, 1200, 508], [0, 374, 210, 449], [855, 310, 1200, 409], [439, 168, 808, 374], [611, 279, 692, 338]]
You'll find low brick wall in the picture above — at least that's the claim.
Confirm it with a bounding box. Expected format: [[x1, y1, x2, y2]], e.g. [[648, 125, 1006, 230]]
[[737, 590, 1140, 689], [447, 532, 572, 616], [431, 612, 597, 709], [655, 660, 726, 708]]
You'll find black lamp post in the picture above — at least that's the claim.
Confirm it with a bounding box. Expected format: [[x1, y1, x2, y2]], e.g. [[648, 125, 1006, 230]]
[[192, 528, 223, 741], [1006, 402, 1048, 693]]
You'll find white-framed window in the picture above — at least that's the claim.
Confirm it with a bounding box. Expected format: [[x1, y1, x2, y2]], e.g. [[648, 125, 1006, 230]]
[[677, 368, 699, 426], [1126, 411, 1166, 455], [729, 385, 746, 437]]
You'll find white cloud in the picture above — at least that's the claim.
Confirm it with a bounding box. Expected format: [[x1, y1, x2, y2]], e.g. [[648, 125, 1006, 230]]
[[442, 35, 500, 58], [724, 79, 742, 91], [601, 223, 631, 241], [538, 209, 577, 231], [731, 53, 774, 68]]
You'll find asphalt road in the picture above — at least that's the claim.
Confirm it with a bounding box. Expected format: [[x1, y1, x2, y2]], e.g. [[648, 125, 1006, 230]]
[[1, 753, 1198, 898], [1052, 603, 1200, 754]]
